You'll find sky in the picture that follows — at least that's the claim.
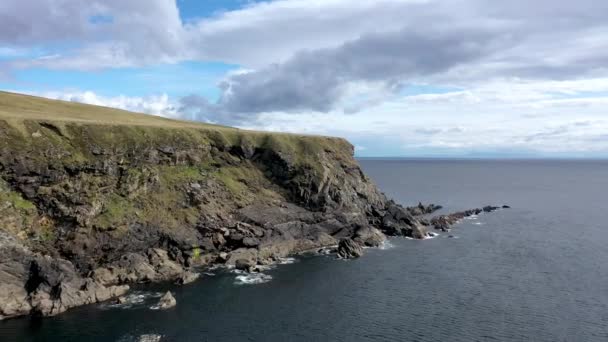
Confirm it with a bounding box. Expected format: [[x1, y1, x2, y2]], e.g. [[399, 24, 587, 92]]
[[1, 0, 607, 158]]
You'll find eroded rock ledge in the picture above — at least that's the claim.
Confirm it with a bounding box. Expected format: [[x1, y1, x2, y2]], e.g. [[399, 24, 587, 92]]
[[0, 114, 505, 320]]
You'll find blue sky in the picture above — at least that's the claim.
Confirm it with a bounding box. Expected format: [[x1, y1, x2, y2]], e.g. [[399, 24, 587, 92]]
[[1, 0, 607, 157]]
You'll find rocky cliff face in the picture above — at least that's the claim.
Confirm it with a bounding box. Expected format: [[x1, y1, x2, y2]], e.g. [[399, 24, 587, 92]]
[[0, 94, 435, 320]]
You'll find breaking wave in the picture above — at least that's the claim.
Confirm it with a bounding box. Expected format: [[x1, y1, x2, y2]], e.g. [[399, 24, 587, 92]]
[[234, 273, 273, 285]]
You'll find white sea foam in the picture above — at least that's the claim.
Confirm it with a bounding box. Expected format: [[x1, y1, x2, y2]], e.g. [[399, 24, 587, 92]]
[[100, 291, 163, 310], [116, 333, 163, 342], [465, 215, 479, 220], [277, 257, 296, 265], [473, 222, 484, 225], [379, 240, 395, 250], [138, 334, 162, 342], [424, 232, 440, 239], [234, 273, 273, 285]]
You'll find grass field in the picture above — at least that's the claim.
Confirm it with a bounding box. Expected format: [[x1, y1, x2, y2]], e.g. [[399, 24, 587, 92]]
[[0, 91, 236, 130]]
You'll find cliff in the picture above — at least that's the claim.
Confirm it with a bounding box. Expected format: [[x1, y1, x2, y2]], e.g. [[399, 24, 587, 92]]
[[0, 91, 431, 320]]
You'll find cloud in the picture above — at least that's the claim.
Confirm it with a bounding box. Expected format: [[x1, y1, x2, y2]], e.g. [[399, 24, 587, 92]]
[[171, 0, 608, 120], [34, 90, 178, 117], [2, 0, 608, 156]]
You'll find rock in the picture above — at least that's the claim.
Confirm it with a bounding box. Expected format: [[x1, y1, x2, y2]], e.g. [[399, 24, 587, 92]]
[[157, 291, 176, 310], [337, 238, 363, 259], [407, 202, 443, 216], [242, 237, 260, 247], [116, 296, 127, 304], [176, 271, 200, 285], [430, 205, 504, 232], [147, 248, 184, 281], [353, 225, 386, 247], [226, 248, 258, 267], [502, 205, 511, 209], [411, 223, 428, 239], [483, 205, 500, 213], [235, 258, 255, 271], [218, 252, 229, 262]]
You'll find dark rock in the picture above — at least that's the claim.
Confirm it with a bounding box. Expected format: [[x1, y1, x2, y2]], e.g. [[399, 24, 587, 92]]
[[430, 205, 504, 232], [502, 205, 511, 209], [337, 238, 363, 259], [407, 202, 443, 216], [235, 258, 255, 271], [483, 205, 500, 213]]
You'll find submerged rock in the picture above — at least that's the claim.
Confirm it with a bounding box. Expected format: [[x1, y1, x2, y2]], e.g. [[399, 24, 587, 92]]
[[337, 238, 364, 259], [157, 291, 176, 310]]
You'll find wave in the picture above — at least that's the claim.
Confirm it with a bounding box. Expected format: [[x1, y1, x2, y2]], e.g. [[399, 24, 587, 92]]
[[234, 273, 273, 285], [116, 333, 163, 342], [379, 240, 395, 250], [100, 291, 163, 310], [277, 257, 296, 265]]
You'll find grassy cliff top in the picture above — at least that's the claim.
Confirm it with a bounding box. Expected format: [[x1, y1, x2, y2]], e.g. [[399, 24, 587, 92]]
[[0, 91, 355, 163], [0, 91, 232, 130]]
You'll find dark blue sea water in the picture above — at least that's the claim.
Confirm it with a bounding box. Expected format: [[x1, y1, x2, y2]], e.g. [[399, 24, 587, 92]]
[[2, 159, 607, 342]]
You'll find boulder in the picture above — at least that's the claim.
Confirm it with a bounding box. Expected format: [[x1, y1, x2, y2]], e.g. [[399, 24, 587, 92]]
[[411, 223, 429, 239], [235, 258, 255, 271], [176, 271, 200, 285], [157, 291, 176, 310], [337, 238, 363, 259], [353, 225, 386, 247], [147, 249, 184, 280], [225, 248, 258, 266]]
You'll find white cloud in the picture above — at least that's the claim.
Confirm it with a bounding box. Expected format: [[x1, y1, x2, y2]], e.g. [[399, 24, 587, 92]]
[[234, 77, 608, 155], [35, 91, 178, 117], [2, 0, 608, 156]]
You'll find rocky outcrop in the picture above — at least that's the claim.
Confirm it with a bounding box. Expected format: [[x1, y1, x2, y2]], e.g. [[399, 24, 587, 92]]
[[353, 225, 386, 247], [430, 206, 507, 232], [337, 238, 364, 259], [406, 202, 443, 216], [156, 291, 176, 310]]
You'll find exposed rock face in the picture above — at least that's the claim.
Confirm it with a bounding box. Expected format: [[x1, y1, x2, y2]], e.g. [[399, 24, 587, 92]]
[[157, 291, 176, 310], [0, 231, 129, 320], [337, 238, 364, 259]]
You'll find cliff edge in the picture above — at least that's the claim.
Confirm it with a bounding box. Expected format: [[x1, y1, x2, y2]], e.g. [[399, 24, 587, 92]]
[[0, 91, 432, 319]]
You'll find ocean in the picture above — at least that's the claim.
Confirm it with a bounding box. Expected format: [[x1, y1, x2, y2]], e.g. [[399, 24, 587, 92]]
[[2, 159, 607, 341]]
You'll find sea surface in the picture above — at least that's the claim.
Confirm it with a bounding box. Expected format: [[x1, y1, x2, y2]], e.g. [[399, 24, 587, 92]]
[[2, 159, 607, 342]]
